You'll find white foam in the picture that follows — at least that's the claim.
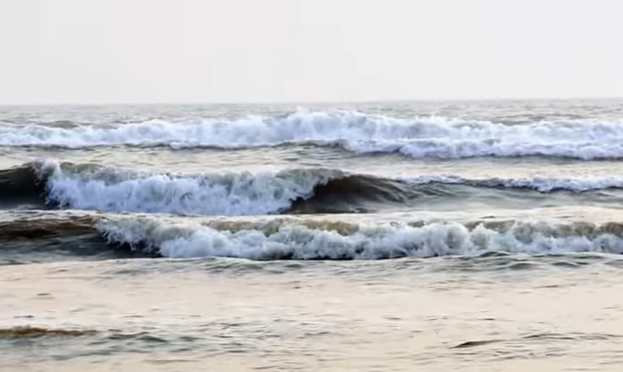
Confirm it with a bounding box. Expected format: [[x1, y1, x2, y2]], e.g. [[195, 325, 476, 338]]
[[33, 159, 623, 217], [4, 109, 623, 159], [39, 160, 337, 216], [97, 217, 623, 260]]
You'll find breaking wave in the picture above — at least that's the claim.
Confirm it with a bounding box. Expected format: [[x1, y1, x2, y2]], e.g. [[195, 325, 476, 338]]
[[2, 109, 623, 159], [3, 160, 623, 216], [5, 215, 623, 261], [0, 160, 403, 215], [97, 216, 623, 260]]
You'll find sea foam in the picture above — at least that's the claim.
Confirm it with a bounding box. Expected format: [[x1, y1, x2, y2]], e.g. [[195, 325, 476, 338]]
[[2, 109, 623, 159], [28, 160, 623, 216], [97, 216, 623, 260]]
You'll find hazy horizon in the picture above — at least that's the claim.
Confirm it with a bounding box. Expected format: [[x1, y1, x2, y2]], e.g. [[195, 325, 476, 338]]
[[2, 0, 622, 105], [3, 96, 623, 108]]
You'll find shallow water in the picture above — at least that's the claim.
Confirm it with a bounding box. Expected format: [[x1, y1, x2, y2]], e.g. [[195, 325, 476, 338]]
[[3, 257, 623, 371]]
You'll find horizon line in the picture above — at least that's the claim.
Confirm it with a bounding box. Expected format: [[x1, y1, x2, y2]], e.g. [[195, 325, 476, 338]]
[[0, 96, 621, 107]]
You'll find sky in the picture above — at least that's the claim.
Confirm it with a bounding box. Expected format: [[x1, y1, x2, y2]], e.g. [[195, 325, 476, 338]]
[[1, 0, 622, 104]]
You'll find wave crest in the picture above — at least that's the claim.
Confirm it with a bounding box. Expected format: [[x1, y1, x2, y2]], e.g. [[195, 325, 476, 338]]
[[3, 160, 623, 216], [2, 109, 623, 159], [3, 215, 623, 261], [39, 160, 340, 216], [97, 216, 623, 260]]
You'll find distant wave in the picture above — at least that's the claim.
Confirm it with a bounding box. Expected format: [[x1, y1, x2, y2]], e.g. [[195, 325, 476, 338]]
[[3, 215, 623, 260], [1, 109, 623, 159], [2, 160, 623, 216]]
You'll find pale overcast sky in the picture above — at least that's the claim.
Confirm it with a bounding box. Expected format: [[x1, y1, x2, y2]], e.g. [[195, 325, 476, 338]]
[[1, 0, 622, 104]]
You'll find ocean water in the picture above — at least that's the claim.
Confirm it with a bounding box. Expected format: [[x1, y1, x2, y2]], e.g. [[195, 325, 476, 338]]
[[2, 99, 623, 371]]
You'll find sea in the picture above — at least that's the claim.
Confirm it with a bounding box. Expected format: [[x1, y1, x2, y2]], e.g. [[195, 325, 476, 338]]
[[2, 99, 623, 371]]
